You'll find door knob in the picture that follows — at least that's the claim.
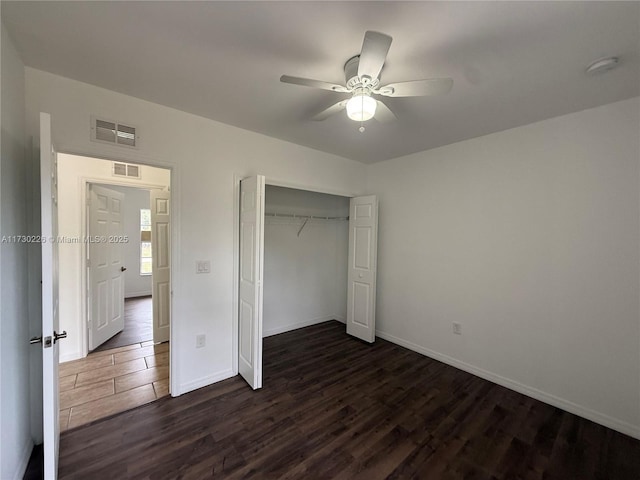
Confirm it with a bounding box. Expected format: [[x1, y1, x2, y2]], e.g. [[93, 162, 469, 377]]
[[121, 266, 127, 272], [53, 330, 67, 344]]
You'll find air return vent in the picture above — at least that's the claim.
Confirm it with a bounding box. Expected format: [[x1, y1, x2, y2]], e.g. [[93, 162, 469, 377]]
[[112, 162, 141, 179], [91, 116, 139, 148]]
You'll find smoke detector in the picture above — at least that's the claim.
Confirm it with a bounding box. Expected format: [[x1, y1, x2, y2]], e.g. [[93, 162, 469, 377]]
[[585, 57, 619, 75]]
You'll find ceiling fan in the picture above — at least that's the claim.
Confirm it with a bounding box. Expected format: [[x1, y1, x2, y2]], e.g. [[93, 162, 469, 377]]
[[280, 31, 453, 127]]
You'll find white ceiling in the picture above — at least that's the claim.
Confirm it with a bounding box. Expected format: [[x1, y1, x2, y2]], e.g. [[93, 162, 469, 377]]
[[3, 1, 639, 164]]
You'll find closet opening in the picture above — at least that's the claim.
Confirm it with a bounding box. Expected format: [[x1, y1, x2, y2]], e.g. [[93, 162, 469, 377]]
[[263, 185, 350, 338], [236, 175, 378, 390]]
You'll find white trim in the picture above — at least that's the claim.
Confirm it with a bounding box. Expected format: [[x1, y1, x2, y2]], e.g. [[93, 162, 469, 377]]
[[334, 315, 346, 324], [12, 439, 33, 480], [375, 329, 640, 440], [168, 165, 180, 398], [59, 351, 82, 364], [263, 316, 336, 338], [178, 369, 236, 395], [231, 174, 241, 376]]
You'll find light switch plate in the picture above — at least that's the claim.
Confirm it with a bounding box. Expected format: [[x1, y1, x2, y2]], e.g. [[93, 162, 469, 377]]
[[196, 260, 211, 274]]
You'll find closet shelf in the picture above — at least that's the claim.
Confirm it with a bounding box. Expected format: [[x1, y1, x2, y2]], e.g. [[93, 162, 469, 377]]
[[265, 212, 349, 221], [265, 212, 349, 237]]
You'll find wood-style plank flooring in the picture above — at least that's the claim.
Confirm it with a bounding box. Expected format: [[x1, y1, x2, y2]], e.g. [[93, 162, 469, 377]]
[[59, 341, 169, 431], [56, 321, 639, 479], [92, 296, 153, 352]]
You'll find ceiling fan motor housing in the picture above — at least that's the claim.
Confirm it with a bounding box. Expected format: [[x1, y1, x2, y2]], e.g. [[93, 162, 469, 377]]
[[344, 55, 380, 91]]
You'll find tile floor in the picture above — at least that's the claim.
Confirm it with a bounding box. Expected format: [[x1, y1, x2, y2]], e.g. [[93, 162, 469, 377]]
[[59, 341, 169, 431]]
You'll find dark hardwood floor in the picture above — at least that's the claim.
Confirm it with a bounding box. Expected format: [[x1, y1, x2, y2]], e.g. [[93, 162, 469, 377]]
[[92, 296, 153, 352], [55, 321, 639, 479]]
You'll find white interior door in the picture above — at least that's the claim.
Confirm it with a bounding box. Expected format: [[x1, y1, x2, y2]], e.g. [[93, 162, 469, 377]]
[[40, 112, 62, 479], [88, 184, 125, 350], [238, 175, 265, 389], [346, 195, 379, 343], [151, 188, 171, 343]]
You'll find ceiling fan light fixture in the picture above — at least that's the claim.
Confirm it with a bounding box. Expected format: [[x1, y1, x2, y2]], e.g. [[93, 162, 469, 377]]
[[346, 93, 376, 122]]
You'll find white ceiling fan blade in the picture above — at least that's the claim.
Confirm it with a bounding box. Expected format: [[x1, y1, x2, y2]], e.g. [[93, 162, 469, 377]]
[[280, 75, 349, 93], [377, 78, 453, 97], [312, 100, 348, 121], [357, 31, 392, 81], [375, 100, 397, 123]]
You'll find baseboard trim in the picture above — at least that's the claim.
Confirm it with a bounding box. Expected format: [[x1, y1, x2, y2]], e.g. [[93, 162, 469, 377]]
[[263, 315, 335, 337], [178, 369, 235, 395], [60, 351, 83, 363], [12, 438, 33, 480], [334, 315, 346, 324], [375, 329, 640, 440]]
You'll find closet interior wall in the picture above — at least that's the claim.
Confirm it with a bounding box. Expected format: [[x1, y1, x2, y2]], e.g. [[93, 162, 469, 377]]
[[263, 185, 350, 337]]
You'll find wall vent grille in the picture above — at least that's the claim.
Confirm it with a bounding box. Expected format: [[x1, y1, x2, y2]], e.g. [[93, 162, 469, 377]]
[[91, 116, 139, 148], [112, 162, 141, 178]]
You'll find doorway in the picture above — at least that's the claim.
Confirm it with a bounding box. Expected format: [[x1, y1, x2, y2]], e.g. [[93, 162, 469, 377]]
[[262, 185, 351, 336], [55, 154, 172, 430]]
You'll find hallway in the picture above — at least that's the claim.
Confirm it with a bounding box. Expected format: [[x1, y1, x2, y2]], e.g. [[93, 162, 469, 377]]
[[59, 340, 169, 431]]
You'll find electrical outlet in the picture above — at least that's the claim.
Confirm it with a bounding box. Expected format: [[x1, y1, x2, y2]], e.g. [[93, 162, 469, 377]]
[[196, 334, 206, 348], [452, 322, 462, 335]]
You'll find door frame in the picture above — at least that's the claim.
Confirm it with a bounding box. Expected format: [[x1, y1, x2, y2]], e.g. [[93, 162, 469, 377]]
[[231, 174, 358, 376], [57, 150, 181, 396]]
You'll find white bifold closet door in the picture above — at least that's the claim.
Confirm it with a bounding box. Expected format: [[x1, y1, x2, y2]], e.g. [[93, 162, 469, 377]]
[[346, 195, 379, 343], [238, 175, 265, 389]]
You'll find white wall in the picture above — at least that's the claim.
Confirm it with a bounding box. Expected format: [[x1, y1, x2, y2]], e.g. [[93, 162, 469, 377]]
[[367, 97, 640, 438], [108, 185, 152, 298], [0, 22, 33, 480], [263, 185, 349, 336], [57, 154, 170, 362], [25, 68, 367, 395]]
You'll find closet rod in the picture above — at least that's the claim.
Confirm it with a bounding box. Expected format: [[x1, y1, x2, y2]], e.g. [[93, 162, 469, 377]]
[[265, 212, 349, 221]]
